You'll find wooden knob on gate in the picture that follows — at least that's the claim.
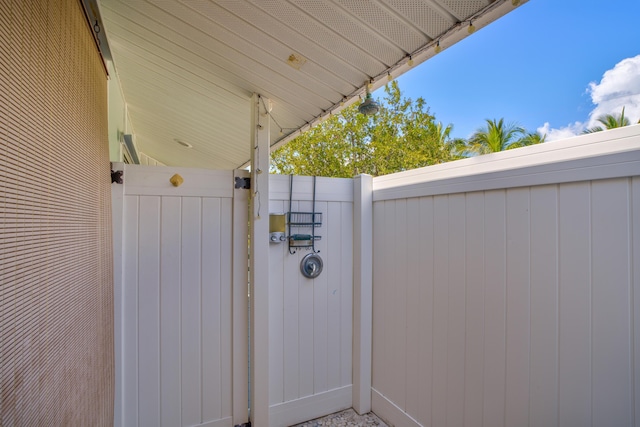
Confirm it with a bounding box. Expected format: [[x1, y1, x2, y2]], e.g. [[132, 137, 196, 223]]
[[170, 174, 184, 187]]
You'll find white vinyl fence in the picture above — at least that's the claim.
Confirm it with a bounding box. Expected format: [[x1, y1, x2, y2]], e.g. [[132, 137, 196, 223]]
[[112, 127, 640, 427], [268, 175, 354, 426], [369, 126, 640, 427], [112, 165, 249, 427]]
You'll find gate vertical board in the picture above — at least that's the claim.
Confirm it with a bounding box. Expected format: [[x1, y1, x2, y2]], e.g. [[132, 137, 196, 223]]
[[113, 165, 247, 427]]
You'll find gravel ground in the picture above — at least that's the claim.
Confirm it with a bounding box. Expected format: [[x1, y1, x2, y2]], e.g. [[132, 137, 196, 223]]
[[290, 409, 389, 427]]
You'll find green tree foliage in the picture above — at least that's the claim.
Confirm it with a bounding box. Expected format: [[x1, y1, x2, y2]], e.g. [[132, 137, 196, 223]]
[[272, 83, 550, 177], [583, 107, 632, 133], [466, 118, 524, 154], [460, 118, 544, 155], [271, 81, 458, 177], [518, 131, 547, 147]]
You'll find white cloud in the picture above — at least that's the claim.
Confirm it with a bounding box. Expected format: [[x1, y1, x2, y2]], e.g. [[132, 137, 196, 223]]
[[537, 121, 585, 142], [541, 54, 640, 141], [587, 55, 640, 127]]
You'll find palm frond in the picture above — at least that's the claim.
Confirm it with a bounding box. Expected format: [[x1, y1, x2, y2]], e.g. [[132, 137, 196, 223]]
[[583, 107, 630, 133]]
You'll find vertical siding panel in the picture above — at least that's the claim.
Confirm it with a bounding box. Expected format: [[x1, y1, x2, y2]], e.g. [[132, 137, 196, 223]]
[[464, 192, 485, 427], [372, 201, 385, 395], [381, 199, 396, 402], [340, 201, 353, 387], [138, 196, 161, 427], [382, 200, 396, 398], [181, 197, 202, 426], [446, 194, 466, 427], [529, 185, 559, 427], [123, 196, 139, 426], [591, 179, 632, 425], [373, 201, 386, 395], [298, 199, 315, 398], [313, 201, 329, 393], [269, 200, 285, 405], [505, 188, 531, 426], [392, 199, 408, 408], [432, 195, 449, 427], [633, 176, 640, 426], [482, 190, 506, 427], [220, 198, 233, 418], [405, 198, 421, 417], [283, 200, 300, 401], [558, 182, 591, 427], [201, 197, 223, 421], [159, 197, 181, 427], [326, 201, 342, 391], [417, 196, 434, 427]]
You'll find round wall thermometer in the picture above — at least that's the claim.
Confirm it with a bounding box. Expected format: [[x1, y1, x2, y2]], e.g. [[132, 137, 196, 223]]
[[300, 253, 323, 279]]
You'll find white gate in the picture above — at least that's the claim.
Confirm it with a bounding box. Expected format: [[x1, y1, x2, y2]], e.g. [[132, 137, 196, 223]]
[[267, 175, 356, 426], [112, 164, 249, 427]]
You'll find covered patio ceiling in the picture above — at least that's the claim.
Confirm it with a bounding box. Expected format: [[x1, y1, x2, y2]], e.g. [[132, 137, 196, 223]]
[[94, 0, 527, 169]]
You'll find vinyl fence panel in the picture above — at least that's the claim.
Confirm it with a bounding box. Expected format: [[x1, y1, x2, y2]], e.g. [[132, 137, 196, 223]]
[[370, 127, 640, 427], [268, 175, 354, 427]]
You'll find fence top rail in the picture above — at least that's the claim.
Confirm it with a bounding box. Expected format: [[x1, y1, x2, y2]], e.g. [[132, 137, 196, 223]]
[[372, 125, 640, 201], [118, 164, 237, 198], [269, 174, 353, 202]]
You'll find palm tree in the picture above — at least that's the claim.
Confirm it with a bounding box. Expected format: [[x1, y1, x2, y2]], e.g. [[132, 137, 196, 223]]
[[512, 131, 546, 148], [583, 107, 630, 133], [448, 137, 470, 159], [466, 118, 525, 154], [431, 121, 454, 146]]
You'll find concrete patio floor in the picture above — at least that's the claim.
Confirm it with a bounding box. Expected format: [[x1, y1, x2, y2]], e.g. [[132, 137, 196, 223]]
[[291, 409, 388, 427]]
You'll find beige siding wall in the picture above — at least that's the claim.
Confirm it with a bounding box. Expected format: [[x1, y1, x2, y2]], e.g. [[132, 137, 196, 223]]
[[0, 0, 113, 425], [370, 129, 640, 427]]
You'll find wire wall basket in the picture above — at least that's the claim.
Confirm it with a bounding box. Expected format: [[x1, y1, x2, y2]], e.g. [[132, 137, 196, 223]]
[[287, 175, 322, 254], [287, 212, 322, 226]]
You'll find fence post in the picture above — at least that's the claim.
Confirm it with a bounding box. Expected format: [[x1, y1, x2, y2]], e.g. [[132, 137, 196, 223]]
[[353, 174, 373, 414], [233, 169, 250, 426], [250, 94, 270, 427], [111, 162, 125, 427]]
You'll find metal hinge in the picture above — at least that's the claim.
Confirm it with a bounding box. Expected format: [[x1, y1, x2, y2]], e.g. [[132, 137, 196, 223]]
[[235, 176, 251, 189], [111, 168, 123, 184]]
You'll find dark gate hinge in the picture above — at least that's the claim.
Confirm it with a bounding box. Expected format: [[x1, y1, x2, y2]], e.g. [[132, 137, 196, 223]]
[[235, 177, 251, 189], [111, 169, 123, 184]]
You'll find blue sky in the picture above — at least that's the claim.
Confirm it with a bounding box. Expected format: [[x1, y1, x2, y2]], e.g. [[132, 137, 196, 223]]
[[388, 0, 640, 141]]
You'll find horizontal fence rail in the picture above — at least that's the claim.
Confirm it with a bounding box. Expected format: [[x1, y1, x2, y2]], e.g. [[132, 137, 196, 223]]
[[374, 125, 640, 200]]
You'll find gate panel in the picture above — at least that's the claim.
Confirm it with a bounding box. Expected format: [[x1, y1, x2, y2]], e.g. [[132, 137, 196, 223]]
[[267, 175, 354, 426], [113, 165, 247, 427]]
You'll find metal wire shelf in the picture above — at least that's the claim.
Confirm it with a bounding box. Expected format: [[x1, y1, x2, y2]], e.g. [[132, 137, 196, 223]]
[[287, 212, 322, 226], [288, 175, 321, 254]]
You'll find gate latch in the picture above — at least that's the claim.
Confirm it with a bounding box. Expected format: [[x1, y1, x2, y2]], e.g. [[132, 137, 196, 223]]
[[235, 177, 251, 189]]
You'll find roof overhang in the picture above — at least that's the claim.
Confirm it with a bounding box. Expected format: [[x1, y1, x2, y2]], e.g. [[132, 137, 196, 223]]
[[95, 0, 528, 169]]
